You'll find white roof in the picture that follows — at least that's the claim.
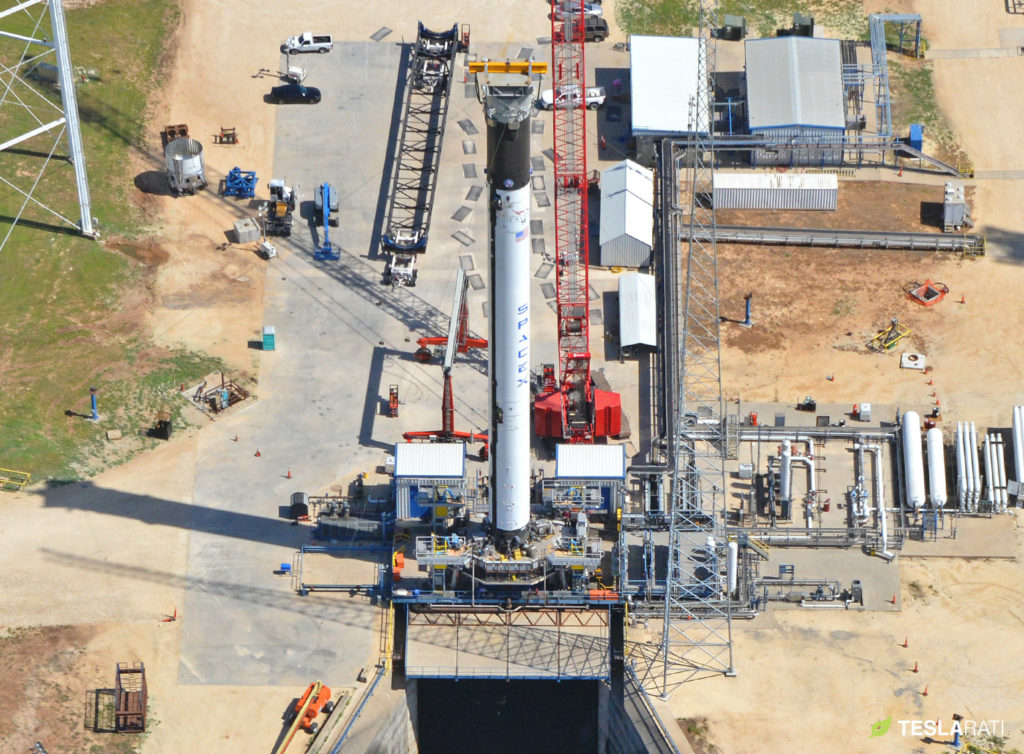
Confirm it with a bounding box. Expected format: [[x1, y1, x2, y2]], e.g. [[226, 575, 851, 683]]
[[630, 36, 705, 134], [618, 272, 657, 347], [600, 160, 654, 246], [745, 37, 844, 130], [394, 442, 465, 478], [713, 172, 838, 190], [555, 444, 626, 479]]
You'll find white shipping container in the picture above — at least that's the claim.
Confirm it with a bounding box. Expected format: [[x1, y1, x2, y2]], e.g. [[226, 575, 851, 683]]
[[713, 172, 838, 211]]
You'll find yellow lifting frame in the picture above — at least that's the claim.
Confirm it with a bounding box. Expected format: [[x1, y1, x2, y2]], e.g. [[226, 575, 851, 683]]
[[468, 59, 548, 75]]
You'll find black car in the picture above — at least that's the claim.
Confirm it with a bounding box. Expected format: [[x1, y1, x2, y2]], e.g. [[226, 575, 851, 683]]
[[269, 84, 321, 104]]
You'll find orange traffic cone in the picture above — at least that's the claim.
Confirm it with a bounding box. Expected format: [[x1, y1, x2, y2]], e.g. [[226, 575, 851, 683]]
[[960, 295, 965, 304], [287, 469, 292, 479], [898, 166, 903, 177], [255, 448, 261, 457], [891, 593, 897, 604], [928, 378, 934, 386], [922, 685, 929, 697], [233, 434, 239, 442], [162, 607, 177, 623], [912, 661, 919, 673], [902, 636, 908, 648]]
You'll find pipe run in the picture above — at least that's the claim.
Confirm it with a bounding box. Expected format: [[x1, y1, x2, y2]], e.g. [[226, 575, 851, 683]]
[[856, 443, 894, 561]]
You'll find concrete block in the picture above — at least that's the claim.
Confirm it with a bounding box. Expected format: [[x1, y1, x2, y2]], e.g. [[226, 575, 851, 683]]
[[233, 217, 259, 244]]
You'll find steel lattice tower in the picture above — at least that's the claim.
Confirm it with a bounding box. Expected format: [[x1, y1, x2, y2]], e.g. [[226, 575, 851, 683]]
[[658, 0, 734, 696], [0, 0, 94, 251]]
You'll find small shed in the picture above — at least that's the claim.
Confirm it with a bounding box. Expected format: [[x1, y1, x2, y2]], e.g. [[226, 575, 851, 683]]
[[599, 160, 654, 267], [745, 37, 845, 166], [543, 444, 627, 517], [393, 442, 466, 520], [618, 272, 657, 353], [630, 35, 704, 164], [713, 172, 838, 210]]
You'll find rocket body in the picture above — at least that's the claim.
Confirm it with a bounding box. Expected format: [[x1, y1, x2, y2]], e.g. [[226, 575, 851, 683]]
[[483, 75, 534, 544]]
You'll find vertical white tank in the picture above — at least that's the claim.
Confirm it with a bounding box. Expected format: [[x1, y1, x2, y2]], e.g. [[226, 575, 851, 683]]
[[1013, 406, 1024, 497], [926, 427, 947, 508], [969, 422, 981, 511], [902, 411, 925, 509], [995, 435, 1008, 513], [955, 422, 967, 510], [726, 540, 738, 593], [780, 439, 792, 502]]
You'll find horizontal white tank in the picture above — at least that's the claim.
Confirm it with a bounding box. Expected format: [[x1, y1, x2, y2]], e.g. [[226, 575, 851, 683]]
[[902, 411, 925, 509], [926, 427, 947, 508]]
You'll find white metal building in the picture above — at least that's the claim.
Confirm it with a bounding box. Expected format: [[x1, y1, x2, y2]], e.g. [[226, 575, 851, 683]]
[[630, 35, 704, 164], [599, 160, 654, 267], [393, 442, 466, 520], [618, 272, 657, 353], [745, 37, 845, 166], [543, 444, 628, 518], [713, 172, 838, 210]]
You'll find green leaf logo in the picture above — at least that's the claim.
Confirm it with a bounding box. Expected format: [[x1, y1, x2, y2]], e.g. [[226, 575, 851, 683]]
[[870, 716, 892, 738]]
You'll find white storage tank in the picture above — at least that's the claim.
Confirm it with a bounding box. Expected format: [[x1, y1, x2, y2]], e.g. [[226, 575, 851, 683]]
[[902, 411, 925, 509], [926, 427, 947, 508], [165, 137, 207, 195]]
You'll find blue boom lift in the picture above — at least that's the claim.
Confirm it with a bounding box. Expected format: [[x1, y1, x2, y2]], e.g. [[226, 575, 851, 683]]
[[313, 182, 340, 261]]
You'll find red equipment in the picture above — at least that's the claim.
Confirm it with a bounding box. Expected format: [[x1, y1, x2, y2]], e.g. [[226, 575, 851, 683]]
[[535, 1, 621, 443], [405, 268, 489, 456], [293, 682, 333, 735]]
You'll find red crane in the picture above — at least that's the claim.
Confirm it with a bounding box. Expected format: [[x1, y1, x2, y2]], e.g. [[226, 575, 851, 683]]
[[535, 2, 621, 443]]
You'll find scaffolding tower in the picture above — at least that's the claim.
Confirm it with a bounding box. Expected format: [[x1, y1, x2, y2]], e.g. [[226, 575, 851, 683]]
[[659, 0, 734, 696], [0, 0, 95, 251]]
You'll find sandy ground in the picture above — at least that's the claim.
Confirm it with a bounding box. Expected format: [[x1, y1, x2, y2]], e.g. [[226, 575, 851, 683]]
[[3, 0, 1024, 752]]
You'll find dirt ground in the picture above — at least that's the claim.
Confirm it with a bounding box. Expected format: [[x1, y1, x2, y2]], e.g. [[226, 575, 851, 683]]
[[3, 0, 1024, 752]]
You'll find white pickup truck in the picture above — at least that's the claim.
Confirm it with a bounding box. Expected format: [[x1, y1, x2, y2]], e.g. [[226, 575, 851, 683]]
[[538, 85, 606, 110], [281, 32, 334, 55]]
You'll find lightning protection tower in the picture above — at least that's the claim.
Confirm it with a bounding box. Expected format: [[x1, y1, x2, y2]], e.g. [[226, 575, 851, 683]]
[[659, 0, 734, 696], [0, 0, 94, 252]]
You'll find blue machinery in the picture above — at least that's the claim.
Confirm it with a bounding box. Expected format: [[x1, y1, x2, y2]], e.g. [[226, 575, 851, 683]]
[[222, 167, 257, 198], [313, 182, 340, 261]]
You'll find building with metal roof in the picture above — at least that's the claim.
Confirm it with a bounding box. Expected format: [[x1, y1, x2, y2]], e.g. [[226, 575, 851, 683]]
[[629, 35, 704, 164], [745, 36, 845, 166], [599, 160, 654, 267], [541, 444, 627, 519], [393, 442, 466, 520], [617, 272, 657, 353]]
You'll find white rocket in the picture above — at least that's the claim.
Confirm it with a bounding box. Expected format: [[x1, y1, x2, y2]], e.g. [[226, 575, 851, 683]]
[[480, 69, 535, 548]]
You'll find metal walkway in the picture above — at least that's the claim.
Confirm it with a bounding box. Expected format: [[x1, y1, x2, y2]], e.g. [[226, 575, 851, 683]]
[[701, 225, 984, 254]]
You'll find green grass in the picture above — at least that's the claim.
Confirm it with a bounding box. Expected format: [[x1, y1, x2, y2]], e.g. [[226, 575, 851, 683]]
[[616, 0, 866, 39], [888, 60, 962, 162], [0, 0, 222, 481]]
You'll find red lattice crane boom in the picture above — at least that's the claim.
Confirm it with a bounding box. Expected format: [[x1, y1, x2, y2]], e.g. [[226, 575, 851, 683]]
[[535, 3, 620, 442]]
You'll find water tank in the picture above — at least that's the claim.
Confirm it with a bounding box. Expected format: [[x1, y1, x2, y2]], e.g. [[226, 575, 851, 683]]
[[164, 137, 207, 195], [902, 411, 926, 508], [926, 427, 947, 508], [726, 541, 738, 593]]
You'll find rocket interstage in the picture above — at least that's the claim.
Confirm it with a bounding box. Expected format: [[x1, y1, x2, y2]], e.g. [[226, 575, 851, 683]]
[[481, 72, 535, 546]]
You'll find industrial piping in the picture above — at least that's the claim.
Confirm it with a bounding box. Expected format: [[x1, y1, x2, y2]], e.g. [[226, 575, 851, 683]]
[[856, 443, 894, 561]]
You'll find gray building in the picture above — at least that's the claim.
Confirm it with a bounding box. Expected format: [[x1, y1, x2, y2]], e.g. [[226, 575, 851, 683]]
[[599, 160, 654, 267], [745, 37, 845, 166]]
